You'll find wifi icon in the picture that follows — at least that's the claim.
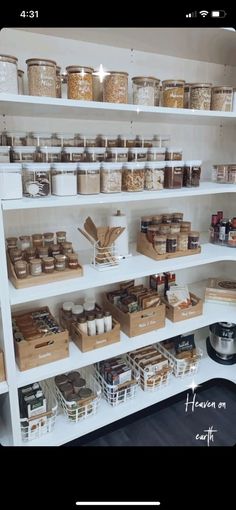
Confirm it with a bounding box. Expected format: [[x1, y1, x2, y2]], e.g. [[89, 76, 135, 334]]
[[199, 10, 209, 17]]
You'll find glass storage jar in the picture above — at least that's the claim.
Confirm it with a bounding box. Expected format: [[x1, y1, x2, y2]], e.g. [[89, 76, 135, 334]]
[[153, 235, 167, 255], [42, 256, 55, 273], [170, 223, 180, 234], [25, 132, 37, 146], [159, 224, 171, 235], [228, 165, 236, 184], [14, 260, 28, 279], [103, 72, 128, 103], [30, 258, 42, 276], [61, 242, 73, 255], [190, 83, 212, 110], [85, 147, 106, 162], [105, 136, 123, 148], [17, 69, 24, 95], [36, 146, 62, 163], [25, 248, 36, 261], [55, 254, 66, 271], [140, 216, 153, 233], [180, 221, 191, 233], [38, 246, 49, 259], [0, 163, 22, 199], [32, 234, 43, 248], [5, 132, 26, 146], [51, 163, 77, 196], [211, 86, 233, 112], [101, 163, 122, 193], [147, 148, 166, 161], [9, 248, 22, 263], [162, 214, 172, 224], [61, 147, 84, 162], [11, 146, 36, 163], [164, 161, 184, 188], [66, 66, 93, 100], [50, 244, 61, 257], [152, 214, 163, 225], [19, 235, 31, 251], [43, 233, 54, 246], [212, 164, 229, 183], [166, 234, 177, 253], [77, 163, 100, 194], [145, 162, 165, 190], [122, 162, 145, 192], [132, 76, 160, 106], [106, 147, 128, 162], [162, 80, 185, 108], [56, 66, 62, 98], [183, 160, 202, 187], [60, 133, 76, 147], [165, 147, 183, 161], [6, 237, 18, 249], [22, 163, 51, 198], [177, 233, 188, 251], [172, 212, 184, 223], [26, 58, 57, 97], [0, 55, 18, 94], [67, 253, 79, 269], [147, 226, 160, 244], [128, 148, 148, 162], [188, 231, 200, 250], [56, 231, 67, 244], [152, 135, 171, 148]]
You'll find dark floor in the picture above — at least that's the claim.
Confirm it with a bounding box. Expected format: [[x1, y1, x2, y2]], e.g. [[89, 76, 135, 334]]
[[66, 379, 236, 447]]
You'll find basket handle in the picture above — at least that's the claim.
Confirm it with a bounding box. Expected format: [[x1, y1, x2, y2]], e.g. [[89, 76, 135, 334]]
[[34, 340, 54, 349]]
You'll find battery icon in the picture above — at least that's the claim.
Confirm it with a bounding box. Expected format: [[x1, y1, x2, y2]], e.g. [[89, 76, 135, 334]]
[[211, 10, 227, 18]]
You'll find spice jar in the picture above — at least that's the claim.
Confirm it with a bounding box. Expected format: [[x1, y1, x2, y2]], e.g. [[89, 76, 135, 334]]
[[6, 237, 18, 249], [177, 233, 188, 251], [85, 147, 106, 162], [147, 148, 166, 161], [78, 163, 100, 194], [19, 235, 31, 251], [14, 260, 28, 279], [26, 58, 57, 97], [38, 246, 49, 259], [170, 223, 180, 234], [212, 164, 229, 183], [101, 163, 122, 193], [183, 160, 202, 187], [211, 86, 233, 112], [62, 301, 74, 317], [147, 225, 160, 244], [164, 161, 184, 188], [42, 256, 55, 273], [152, 135, 171, 148], [17, 69, 24, 94], [132, 76, 160, 106], [55, 254, 66, 271], [56, 231, 66, 244], [22, 164, 51, 198], [228, 165, 236, 184], [162, 80, 185, 108], [141, 216, 153, 233], [145, 162, 165, 190], [188, 231, 200, 250], [36, 146, 61, 163], [43, 232, 54, 246], [180, 221, 191, 233], [61, 147, 84, 162], [190, 83, 212, 110], [0, 55, 18, 94], [172, 212, 184, 223], [5, 132, 26, 146], [159, 224, 171, 235], [103, 72, 128, 103], [25, 248, 36, 261], [61, 242, 73, 255], [152, 214, 163, 225], [50, 244, 61, 257], [10, 248, 22, 263], [51, 163, 77, 196], [66, 66, 93, 100], [128, 148, 148, 162], [166, 234, 177, 253], [122, 162, 145, 192], [72, 305, 84, 321], [56, 66, 62, 98], [106, 148, 128, 162], [11, 146, 36, 163], [153, 235, 167, 255], [162, 213, 173, 224], [32, 234, 43, 248], [67, 253, 79, 269], [30, 258, 42, 276], [0, 164, 22, 199], [166, 148, 183, 161], [0, 147, 10, 163]]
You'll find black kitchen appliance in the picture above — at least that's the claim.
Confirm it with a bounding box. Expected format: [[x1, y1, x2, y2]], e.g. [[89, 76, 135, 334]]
[[207, 322, 236, 364]]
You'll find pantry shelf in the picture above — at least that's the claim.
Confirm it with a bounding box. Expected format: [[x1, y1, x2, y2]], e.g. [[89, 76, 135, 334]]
[[23, 337, 236, 446], [2, 182, 235, 211], [15, 280, 236, 388], [9, 243, 236, 305], [1, 94, 236, 125], [0, 381, 8, 395]]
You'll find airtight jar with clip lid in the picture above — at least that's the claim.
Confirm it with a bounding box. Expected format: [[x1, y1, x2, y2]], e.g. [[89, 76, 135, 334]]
[[164, 161, 184, 189], [51, 163, 77, 196], [122, 162, 145, 192], [190, 83, 212, 110], [26, 58, 57, 97], [0, 54, 18, 94], [0, 164, 22, 199], [101, 163, 122, 193], [106, 148, 128, 162], [162, 80, 185, 108], [103, 72, 128, 103], [78, 163, 100, 194], [61, 147, 84, 162], [132, 76, 160, 106], [66, 66, 94, 100], [22, 163, 51, 198]]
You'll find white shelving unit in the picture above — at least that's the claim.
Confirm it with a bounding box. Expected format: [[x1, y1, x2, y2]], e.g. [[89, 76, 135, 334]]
[[0, 27, 236, 446]]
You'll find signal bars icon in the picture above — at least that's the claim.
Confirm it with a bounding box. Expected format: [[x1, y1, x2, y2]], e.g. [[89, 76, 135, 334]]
[[186, 11, 197, 17]]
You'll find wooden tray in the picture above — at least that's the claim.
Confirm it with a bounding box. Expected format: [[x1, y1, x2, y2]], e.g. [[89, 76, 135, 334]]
[[161, 292, 203, 322], [0, 351, 6, 382], [71, 319, 120, 352], [137, 232, 201, 261], [103, 294, 165, 338], [13, 306, 69, 371], [205, 277, 236, 304], [7, 252, 83, 289]]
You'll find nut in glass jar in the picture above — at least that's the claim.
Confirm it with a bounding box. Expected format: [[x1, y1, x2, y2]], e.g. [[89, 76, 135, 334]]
[[122, 162, 145, 192], [66, 66, 93, 100], [162, 80, 185, 108], [103, 72, 128, 104]]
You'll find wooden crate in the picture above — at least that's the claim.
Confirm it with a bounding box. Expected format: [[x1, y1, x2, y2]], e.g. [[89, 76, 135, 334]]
[[7, 252, 83, 289], [13, 307, 69, 371], [71, 319, 120, 352], [162, 292, 203, 322], [137, 232, 201, 261], [103, 294, 166, 338], [0, 350, 6, 382], [205, 277, 236, 304]]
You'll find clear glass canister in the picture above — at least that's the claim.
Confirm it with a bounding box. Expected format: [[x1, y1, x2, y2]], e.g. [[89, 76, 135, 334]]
[[122, 162, 145, 192], [128, 148, 148, 162], [132, 76, 160, 106], [145, 162, 165, 190], [26, 58, 57, 97], [85, 147, 106, 162], [56, 65, 62, 98], [190, 83, 212, 110], [153, 235, 167, 255], [147, 148, 166, 161], [11, 146, 36, 163], [183, 160, 202, 187], [103, 72, 128, 104], [51, 163, 77, 196], [177, 233, 188, 251], [162, 80, 185, 108], [0, 147, 10, 163], [211, 86, 233, 112], [106, 147, 128, 162], [0, 164, 22, 199], [17, 69, 24, 95], [66, 66, 93, 100], [36, 146, 62, 163], [22, 163, 51, 197], [164, 161, 184, 188], [101, 163, 122, 193], [61, 147, 85, 162], [78, 162, 100, 194], [212, 164, 229, 183], [0, 54, 18, 93], [166, 147, 183, 161]]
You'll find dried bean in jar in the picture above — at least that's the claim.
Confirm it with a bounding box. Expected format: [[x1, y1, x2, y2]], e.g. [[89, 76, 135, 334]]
[[122, 163, 144, 192]]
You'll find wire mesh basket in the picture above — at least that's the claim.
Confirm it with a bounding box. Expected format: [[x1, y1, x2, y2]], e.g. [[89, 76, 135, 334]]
[[157, 341, 203, 378], [54, 367, 101, 423], [94, 358, 139, 406], [92, 240, 119, 271], [20, 380, 58, 442], [126, 351, 172, 392]]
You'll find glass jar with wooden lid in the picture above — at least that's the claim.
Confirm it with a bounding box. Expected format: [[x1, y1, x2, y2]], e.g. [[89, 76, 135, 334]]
[[66, 66, 94, 100], [14, 260, 28, 279], [0, 54, 18, 94], [162, 80, 185, 108], [26, 58, 57, 97], [190, 83, 212, 110], [103, 72, 128, 104], [211, 86, 233, 112], [132, 76, 160, 106], [56, 66, 62, 98]]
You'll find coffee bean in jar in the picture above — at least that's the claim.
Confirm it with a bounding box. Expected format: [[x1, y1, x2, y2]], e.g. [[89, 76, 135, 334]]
[[103, 72, 128, 104], [122, 162, 145, 192], [22, 163, 51, 198], [164, 161, 184, 189], [183, 160, 202, 187]]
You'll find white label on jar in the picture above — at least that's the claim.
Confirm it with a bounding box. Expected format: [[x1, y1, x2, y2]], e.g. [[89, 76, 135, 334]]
[[32, 266, 41, 274]]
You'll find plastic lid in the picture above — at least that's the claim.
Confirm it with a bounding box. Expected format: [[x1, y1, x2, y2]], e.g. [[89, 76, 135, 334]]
[[51, 163, 77, 170], [0, 163, 22, 172], [66, 65, 94, 73], [63, 147, 84, 153], [124, 162, 145, 169], [166, 147, 183, 153], [129, 147, 148, 153], [86, 147, 106, 153], [146, 161, 165, 169], [23, 163, 51, 169], [107, 147, 128, 153], [185, 160, 202, 166], [78, 163, 100, 170], [72, 305, 84, 315], [102, 162, 123, 170], [165, 161, 185, 167], [148, 147, 166, 153], [40, 146, 61, 153], [13, 146, 36, 151]]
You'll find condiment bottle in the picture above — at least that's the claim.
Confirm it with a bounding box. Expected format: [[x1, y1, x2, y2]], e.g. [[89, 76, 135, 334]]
[[96, 312, 104, 334], [78, 316, 88, 334], [104, 310, 112, 332], [72, 305, 84, 321], [87, 314, 96, 336], [62, 301, 74, 317]]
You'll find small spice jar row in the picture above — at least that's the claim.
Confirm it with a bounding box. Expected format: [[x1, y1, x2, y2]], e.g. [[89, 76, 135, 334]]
[[60, 299, 113, 337], [212, 164, 236, 184]]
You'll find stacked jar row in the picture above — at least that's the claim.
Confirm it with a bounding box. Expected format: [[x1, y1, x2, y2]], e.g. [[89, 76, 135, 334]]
[[0, 160, 202, 199]]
